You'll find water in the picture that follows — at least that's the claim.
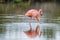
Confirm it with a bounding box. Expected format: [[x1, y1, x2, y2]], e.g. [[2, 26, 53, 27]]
[[0, 2, 60, 40]]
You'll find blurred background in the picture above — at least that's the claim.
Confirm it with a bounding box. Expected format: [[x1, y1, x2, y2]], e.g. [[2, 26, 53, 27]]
[[0, 0, 60, 40]]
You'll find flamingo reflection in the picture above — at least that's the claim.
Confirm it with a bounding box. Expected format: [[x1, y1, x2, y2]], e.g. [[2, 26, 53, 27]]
[[24, 25, 42, 38]]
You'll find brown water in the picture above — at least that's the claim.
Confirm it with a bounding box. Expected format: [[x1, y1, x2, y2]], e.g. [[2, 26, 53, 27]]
[[0, 2, 60, 40]]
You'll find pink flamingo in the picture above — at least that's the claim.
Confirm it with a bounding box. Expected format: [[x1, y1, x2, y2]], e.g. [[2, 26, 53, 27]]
[[25, 9, 43, 29], [24, 25, 42, 38]]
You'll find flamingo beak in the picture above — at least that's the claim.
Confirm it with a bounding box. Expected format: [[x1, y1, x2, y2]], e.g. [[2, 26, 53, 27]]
[[40, 11, 43, 16], [41, 14, 43, 16]]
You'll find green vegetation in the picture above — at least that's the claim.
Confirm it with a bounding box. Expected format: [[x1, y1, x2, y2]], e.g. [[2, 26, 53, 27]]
[[0, 0, 60, 14], [0, 1, 30, 14]]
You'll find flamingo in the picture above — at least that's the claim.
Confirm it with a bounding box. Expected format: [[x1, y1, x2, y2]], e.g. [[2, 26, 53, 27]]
[[25, 9, 43, 29], [24, 25, 42, 38]]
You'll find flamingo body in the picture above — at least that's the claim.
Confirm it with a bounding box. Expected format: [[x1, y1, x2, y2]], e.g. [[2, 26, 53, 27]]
[[25, 9, 43, 21]]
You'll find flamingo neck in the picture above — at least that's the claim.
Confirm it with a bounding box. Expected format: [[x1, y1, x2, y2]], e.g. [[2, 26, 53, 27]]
[[39, 10, 41, 15], [39, 9, 43, 15]]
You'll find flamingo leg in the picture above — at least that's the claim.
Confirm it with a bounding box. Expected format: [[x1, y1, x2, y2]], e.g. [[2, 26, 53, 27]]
[[29, 18, 32, 30]]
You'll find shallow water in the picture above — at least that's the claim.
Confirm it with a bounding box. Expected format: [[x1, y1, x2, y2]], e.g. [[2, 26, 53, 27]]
[[0, 15, 60, 40], [0, 2, 60, 40]]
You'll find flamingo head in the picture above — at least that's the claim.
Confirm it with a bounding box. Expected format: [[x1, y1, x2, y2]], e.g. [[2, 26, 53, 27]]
[[39, 9, 43, 16]]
